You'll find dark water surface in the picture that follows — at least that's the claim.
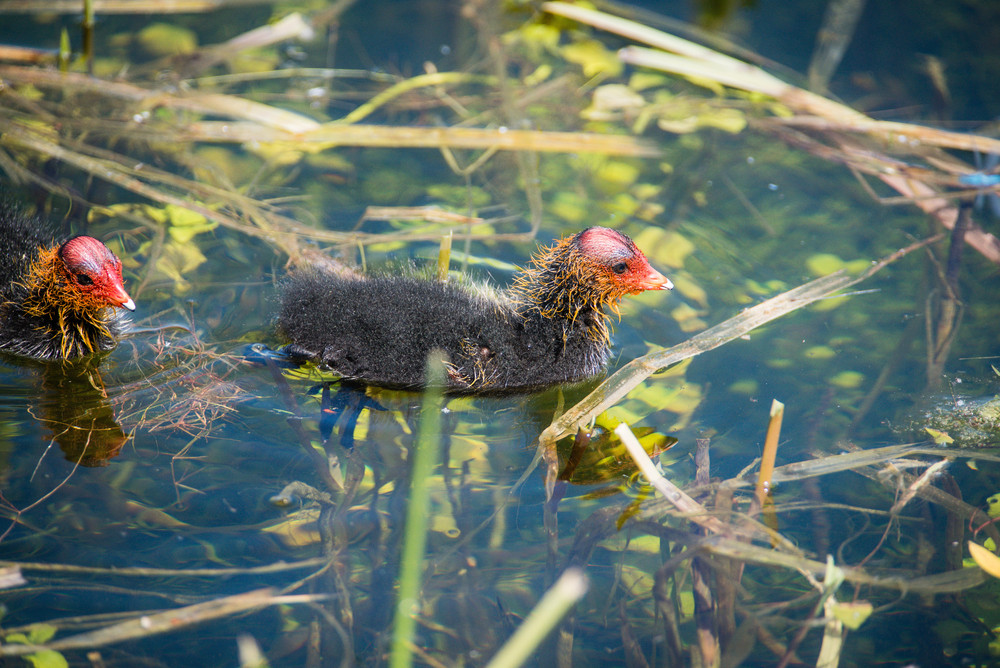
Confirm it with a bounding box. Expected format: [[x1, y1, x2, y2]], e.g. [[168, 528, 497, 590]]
[[2, 1, 1000, 666]]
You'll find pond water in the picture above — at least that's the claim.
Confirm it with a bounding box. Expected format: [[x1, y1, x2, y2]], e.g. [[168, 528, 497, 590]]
[[2, 0, 1000, 666]]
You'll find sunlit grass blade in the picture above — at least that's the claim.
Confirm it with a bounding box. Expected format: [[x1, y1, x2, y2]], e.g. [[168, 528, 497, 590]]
[[390, 351, 447, 668], [484, 568, 589, 668]]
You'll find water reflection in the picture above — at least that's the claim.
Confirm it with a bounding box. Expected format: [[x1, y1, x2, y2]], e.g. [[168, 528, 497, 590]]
[[0, 355, 127, 468], [35, 362, 128, 467]]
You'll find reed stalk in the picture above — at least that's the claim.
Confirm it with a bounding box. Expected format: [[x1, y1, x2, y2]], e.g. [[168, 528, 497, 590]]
[[389, 352, 447, 668], [484, 568, 589, 668]]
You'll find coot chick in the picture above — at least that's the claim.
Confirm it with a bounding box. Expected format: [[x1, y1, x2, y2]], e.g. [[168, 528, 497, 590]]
[[0, 202, 135, 360], [278, 226, 672, 393]]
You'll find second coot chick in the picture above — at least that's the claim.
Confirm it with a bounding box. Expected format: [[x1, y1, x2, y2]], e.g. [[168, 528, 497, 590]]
[[278, 226, 672, 392], [0, 201, 135, 361]]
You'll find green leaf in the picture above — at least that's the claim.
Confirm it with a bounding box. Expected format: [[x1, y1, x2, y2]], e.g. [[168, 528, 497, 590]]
[[987, 493, 1000, 518], [924, 427, 954, 445], [831, 601, 873, 630], [25, 650, 68, 668], [27, 624, 57, 644], [561, 39, 623, 78]]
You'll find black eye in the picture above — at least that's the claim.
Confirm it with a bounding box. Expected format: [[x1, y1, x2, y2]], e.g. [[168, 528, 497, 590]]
[[612, 262, 628, 274], [76, 273, 94, 286]]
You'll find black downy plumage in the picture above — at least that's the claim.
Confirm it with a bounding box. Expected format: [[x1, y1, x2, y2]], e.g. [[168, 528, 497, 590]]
[[277, 227, 672, 393]]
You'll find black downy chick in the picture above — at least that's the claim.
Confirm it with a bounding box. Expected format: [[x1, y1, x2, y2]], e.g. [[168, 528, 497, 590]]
[[0, 201, 134, 361], [277, 226, 671, 393]]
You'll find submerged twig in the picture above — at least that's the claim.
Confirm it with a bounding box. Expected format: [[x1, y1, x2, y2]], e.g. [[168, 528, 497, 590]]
[[0, 588, 324, 656]]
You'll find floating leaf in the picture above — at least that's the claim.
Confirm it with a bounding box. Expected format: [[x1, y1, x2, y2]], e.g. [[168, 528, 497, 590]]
[[830, 370, 865, 389], [805, 345, 836, 360], [263, 507, 322, 547], [155, 240, 209, 294], [670, 273, 709, 309], [524, 63, 553, 86], [605, 192, 640, 216], [628, 72, 670, 91], [27, 624, 58, 644], [561, 39, 623, 78], [845, 259, 872, 274], [670, 302, 708, 332], [632, 227, 696, 268], [555, 413, 677, 486], [650, 97, 746, 134], [426, 184, 492, 208], [831, 601, 873, 630], [25, 650, 68, 668], [925, 427, 955, 445], [550, 191, 589, 223], [502, 23, 560, 58], [806, 253, 846, 277], [810, 294, 849, 312], [4, 624, 63, 666], [594, 160, 641, 190], [969, 541, 1000, 579], [728, 379, 759, 395], [987, 493, 1000, 518], [136, 23, 198, 57], [614, 372, 703, 431], [165, 205, 217, 243], [583, 84, 646, 121]]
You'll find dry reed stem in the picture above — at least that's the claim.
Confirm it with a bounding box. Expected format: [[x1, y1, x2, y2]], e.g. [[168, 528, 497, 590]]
[[616, 422, 728, 535], [698, 537, 984, 593], [0, 588, 325, 656], [0, 45, 53, 64], [175, 121, 661, 156], [543, 2, 997, 153], [0, 556, 330, 577], [0, 63, 660, 156], [753, 399, 783, 510]]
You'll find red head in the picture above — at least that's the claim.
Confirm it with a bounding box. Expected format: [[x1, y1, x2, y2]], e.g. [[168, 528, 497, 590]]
[[572, 227, 673, 296], [57, 236, 135, 311]]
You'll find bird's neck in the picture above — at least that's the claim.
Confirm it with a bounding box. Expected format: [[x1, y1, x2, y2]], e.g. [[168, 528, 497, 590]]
[[509, 239, 617, 342], [20, 246, 114, 358]]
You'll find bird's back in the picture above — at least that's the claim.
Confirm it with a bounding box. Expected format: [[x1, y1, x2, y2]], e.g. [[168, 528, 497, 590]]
[[0, 201, 51, 297], [278, 270, 615, 392], [278, 272, 502, 388], [277, 226, 669, 392]]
